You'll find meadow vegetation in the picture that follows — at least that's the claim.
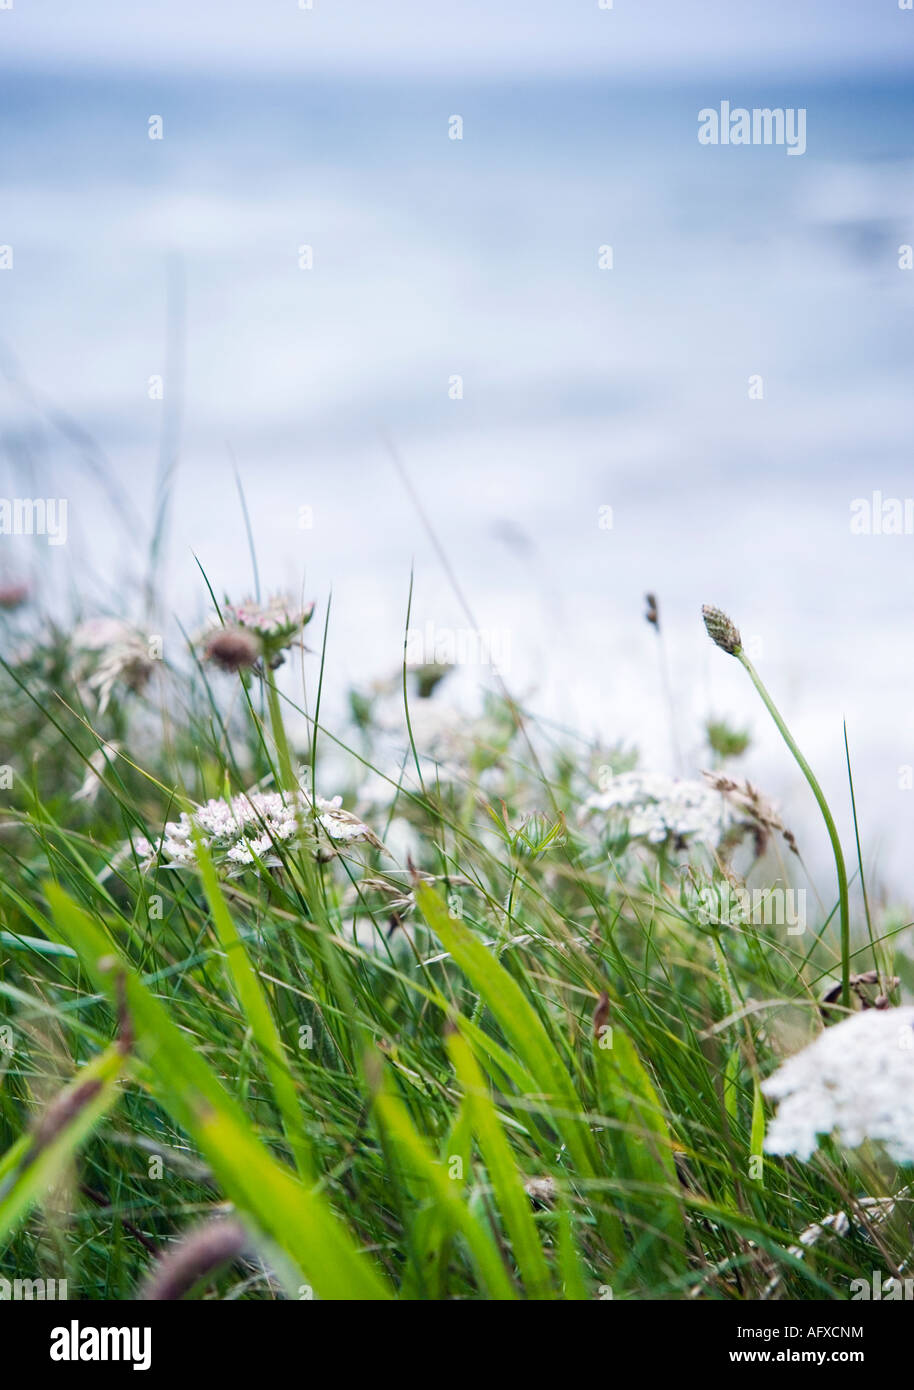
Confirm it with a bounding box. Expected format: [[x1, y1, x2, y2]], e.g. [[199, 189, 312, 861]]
[[0, 575, 910, 1301]]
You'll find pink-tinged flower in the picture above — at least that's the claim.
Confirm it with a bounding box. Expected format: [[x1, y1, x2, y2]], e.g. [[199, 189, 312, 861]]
[[223, 594, 314, 645], [0, 582, 29, 611], [203, 626, 262, 673]]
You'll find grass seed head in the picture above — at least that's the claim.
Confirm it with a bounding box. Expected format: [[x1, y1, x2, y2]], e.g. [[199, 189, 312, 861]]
[[140, 1218, 248, 1300], [702, 604, 742, 656]]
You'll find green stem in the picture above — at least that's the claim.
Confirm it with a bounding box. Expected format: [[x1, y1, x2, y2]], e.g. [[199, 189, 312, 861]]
[[737, 650, 850, 1012], [265, 674, 296, 793]]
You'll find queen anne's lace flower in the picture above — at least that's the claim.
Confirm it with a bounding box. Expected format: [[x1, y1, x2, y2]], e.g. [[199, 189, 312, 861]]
[[73, 618, 158, 714], [223, 595, 314, 645], [579, 771, 734, 850], [763, 1007, 914, 1163], [133, 788, 380, 872], [314, 794, 380, 843], [200, 595, 314, 671]]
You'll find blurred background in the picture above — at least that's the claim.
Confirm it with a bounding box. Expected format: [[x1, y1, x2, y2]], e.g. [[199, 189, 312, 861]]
[[0, 1, 912, 891]]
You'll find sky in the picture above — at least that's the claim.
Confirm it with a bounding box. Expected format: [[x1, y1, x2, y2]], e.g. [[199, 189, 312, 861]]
[[1, 2, 913, 898], [0, 1, 909, 79]]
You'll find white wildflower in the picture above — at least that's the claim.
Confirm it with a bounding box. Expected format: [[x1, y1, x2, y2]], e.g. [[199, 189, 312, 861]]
[[133, 785, 380, 873], [73, 618, 158, 714], [763, 1007, 914, 1163], [222, 594, 314, 647], [579, 770, 733, 850], [314, 794, 383, 846]]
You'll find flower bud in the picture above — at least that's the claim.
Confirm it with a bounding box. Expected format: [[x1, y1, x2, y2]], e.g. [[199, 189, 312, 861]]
[[204, 627, 261, 672]]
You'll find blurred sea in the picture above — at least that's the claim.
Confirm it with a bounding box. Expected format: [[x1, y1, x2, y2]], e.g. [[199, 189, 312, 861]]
[[1, 71, 913, 896]]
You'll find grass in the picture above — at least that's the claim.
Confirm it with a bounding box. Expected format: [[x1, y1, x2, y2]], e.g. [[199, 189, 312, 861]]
[[0, 576, 910, 1302]]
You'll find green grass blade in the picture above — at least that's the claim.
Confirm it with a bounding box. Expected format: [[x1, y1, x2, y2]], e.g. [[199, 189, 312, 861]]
[[556, 1200, 590, 1300], [750, 1078, 766, 1180], [42, 883, 393, 1301], [593, 1023, 686, 1280], [371, 1054, 518, 1300], [193, 830, 313, 1181], [447, 1027, 552, 1298], [414, 881, 625, 1258], [0, 1044, 124, 1242]]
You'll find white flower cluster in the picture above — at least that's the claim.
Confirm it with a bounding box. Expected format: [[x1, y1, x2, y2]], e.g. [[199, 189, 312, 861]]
[[763, 1007, 914, 1164], [73, 618, 157, 715], [133, 789, 378, 870], [368, 695, 516, 787], [223, 594, 313, 642], [579, 770, 733, 850]]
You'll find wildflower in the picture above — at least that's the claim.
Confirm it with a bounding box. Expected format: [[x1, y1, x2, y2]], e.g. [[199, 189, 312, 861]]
[[579, 770, 735, 851], [762, 1007, 914, 1163], [72, 618, 158, 714], [701, 604, 742, 656], [132, 784, 381, 873], [314, 794, 384, 848], [203, 627, 261, 673], [198, 596, 313, 676], [0, 581, 28, 610], [222, 593, 314, 665]]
